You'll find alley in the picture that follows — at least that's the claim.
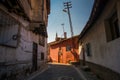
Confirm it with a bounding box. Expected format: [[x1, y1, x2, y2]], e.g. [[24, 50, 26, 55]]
[[30, 63, 83, 80], [0, 0, 120, 80]]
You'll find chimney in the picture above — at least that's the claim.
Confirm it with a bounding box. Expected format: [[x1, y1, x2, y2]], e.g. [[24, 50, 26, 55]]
[[64, 32, 67, 39]]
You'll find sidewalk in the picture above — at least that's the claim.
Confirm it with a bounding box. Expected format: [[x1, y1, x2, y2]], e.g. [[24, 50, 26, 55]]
[[73, 65, 100, 80]]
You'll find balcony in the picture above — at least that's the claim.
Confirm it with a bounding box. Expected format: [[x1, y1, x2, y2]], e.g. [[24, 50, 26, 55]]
[[0, 0, 30, 20], [29, 23, 47, 37]]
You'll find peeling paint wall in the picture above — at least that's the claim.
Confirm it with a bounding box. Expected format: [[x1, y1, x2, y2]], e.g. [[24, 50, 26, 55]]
[[0, 5, 48, 80]]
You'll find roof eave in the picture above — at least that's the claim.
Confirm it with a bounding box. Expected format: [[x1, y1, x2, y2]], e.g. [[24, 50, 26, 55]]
[[79, 0, 109, 40]]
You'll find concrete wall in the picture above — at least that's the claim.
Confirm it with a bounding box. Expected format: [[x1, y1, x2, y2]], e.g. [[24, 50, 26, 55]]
[[79, 0, 120, 74]]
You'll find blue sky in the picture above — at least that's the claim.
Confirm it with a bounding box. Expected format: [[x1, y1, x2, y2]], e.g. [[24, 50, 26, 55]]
[[47, 0, 94, 43]]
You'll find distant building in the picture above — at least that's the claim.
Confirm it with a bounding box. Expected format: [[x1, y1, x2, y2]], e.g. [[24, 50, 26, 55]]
[[0, 0, 50, 79], [48, 33, 79, 63], [79, 0, 120, 80]]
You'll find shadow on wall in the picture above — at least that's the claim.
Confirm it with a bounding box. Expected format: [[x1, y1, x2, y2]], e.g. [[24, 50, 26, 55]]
[[47, 56, 53, 62], [71, 50, 79, 62]]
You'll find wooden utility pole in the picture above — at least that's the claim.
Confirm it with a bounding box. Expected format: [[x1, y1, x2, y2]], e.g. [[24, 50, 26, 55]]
[[63, 1, 74, 37]]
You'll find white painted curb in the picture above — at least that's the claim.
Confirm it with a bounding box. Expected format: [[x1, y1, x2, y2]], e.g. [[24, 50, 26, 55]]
[[27, 66, 50, 80], [72, 66, 87, 80]]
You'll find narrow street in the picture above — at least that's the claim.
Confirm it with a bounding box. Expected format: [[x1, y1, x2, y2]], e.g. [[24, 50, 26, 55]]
[[30, 63, 83, 80], [0, 0, 120, 80]]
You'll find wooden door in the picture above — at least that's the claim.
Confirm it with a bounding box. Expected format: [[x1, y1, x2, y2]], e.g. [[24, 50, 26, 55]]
[[32, 42, 38, 71]]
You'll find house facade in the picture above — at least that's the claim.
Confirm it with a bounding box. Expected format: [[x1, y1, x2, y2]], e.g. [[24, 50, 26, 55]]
[[48, 34, 79, 64], [79, 0, 120, 80], [0, 0, 50, 80]]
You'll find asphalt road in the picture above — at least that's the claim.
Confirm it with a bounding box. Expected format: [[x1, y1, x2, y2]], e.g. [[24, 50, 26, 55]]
[[31, 63, 83, 80]]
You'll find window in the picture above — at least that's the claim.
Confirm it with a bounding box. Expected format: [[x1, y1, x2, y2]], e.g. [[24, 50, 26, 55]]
[[66, 45, 71, 51], [0, 10, 19, 47], [39, 35, 45, 46], [86, 43, 91, 56], [58, 47, 62, 55], [105, 10, 120, 42], [109, 12, 119, 40], [41, 52, 44, 60]]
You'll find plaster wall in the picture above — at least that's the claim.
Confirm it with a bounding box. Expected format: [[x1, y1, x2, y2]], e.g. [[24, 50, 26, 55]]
[[79, 0, 120, 74], [0, 10, 47, 64]]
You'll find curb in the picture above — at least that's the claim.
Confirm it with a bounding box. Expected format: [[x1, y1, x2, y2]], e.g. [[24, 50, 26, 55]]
[[72, 65, 87, 80], [27, 66, 50, 80]]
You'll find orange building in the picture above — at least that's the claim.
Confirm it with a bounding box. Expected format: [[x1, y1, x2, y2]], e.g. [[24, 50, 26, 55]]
[[48, 33, 79, 64]]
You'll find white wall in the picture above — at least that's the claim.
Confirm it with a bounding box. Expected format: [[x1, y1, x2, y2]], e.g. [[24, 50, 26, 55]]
[[79, 0, 120, 74]]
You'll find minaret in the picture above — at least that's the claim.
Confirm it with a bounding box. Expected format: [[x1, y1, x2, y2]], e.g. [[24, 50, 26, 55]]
[[55, 32, 58, 41], [64, 32, 67, 39], [61, 23, 67, 39]]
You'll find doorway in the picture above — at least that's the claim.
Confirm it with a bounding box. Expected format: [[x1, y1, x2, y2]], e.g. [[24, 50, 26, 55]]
[[82, 47, 86, 66], [32, 42, 38, 71], [58, 49, 62, 63]]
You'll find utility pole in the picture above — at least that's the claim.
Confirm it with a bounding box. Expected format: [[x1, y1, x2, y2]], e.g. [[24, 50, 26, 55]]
[[63, 2, 78, 61], [63, 1, 74, 37]]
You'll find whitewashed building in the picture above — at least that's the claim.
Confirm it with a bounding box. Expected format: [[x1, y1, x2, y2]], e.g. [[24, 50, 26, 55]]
[[79, 0, 120, 80], [0, 0, 50, 80]]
